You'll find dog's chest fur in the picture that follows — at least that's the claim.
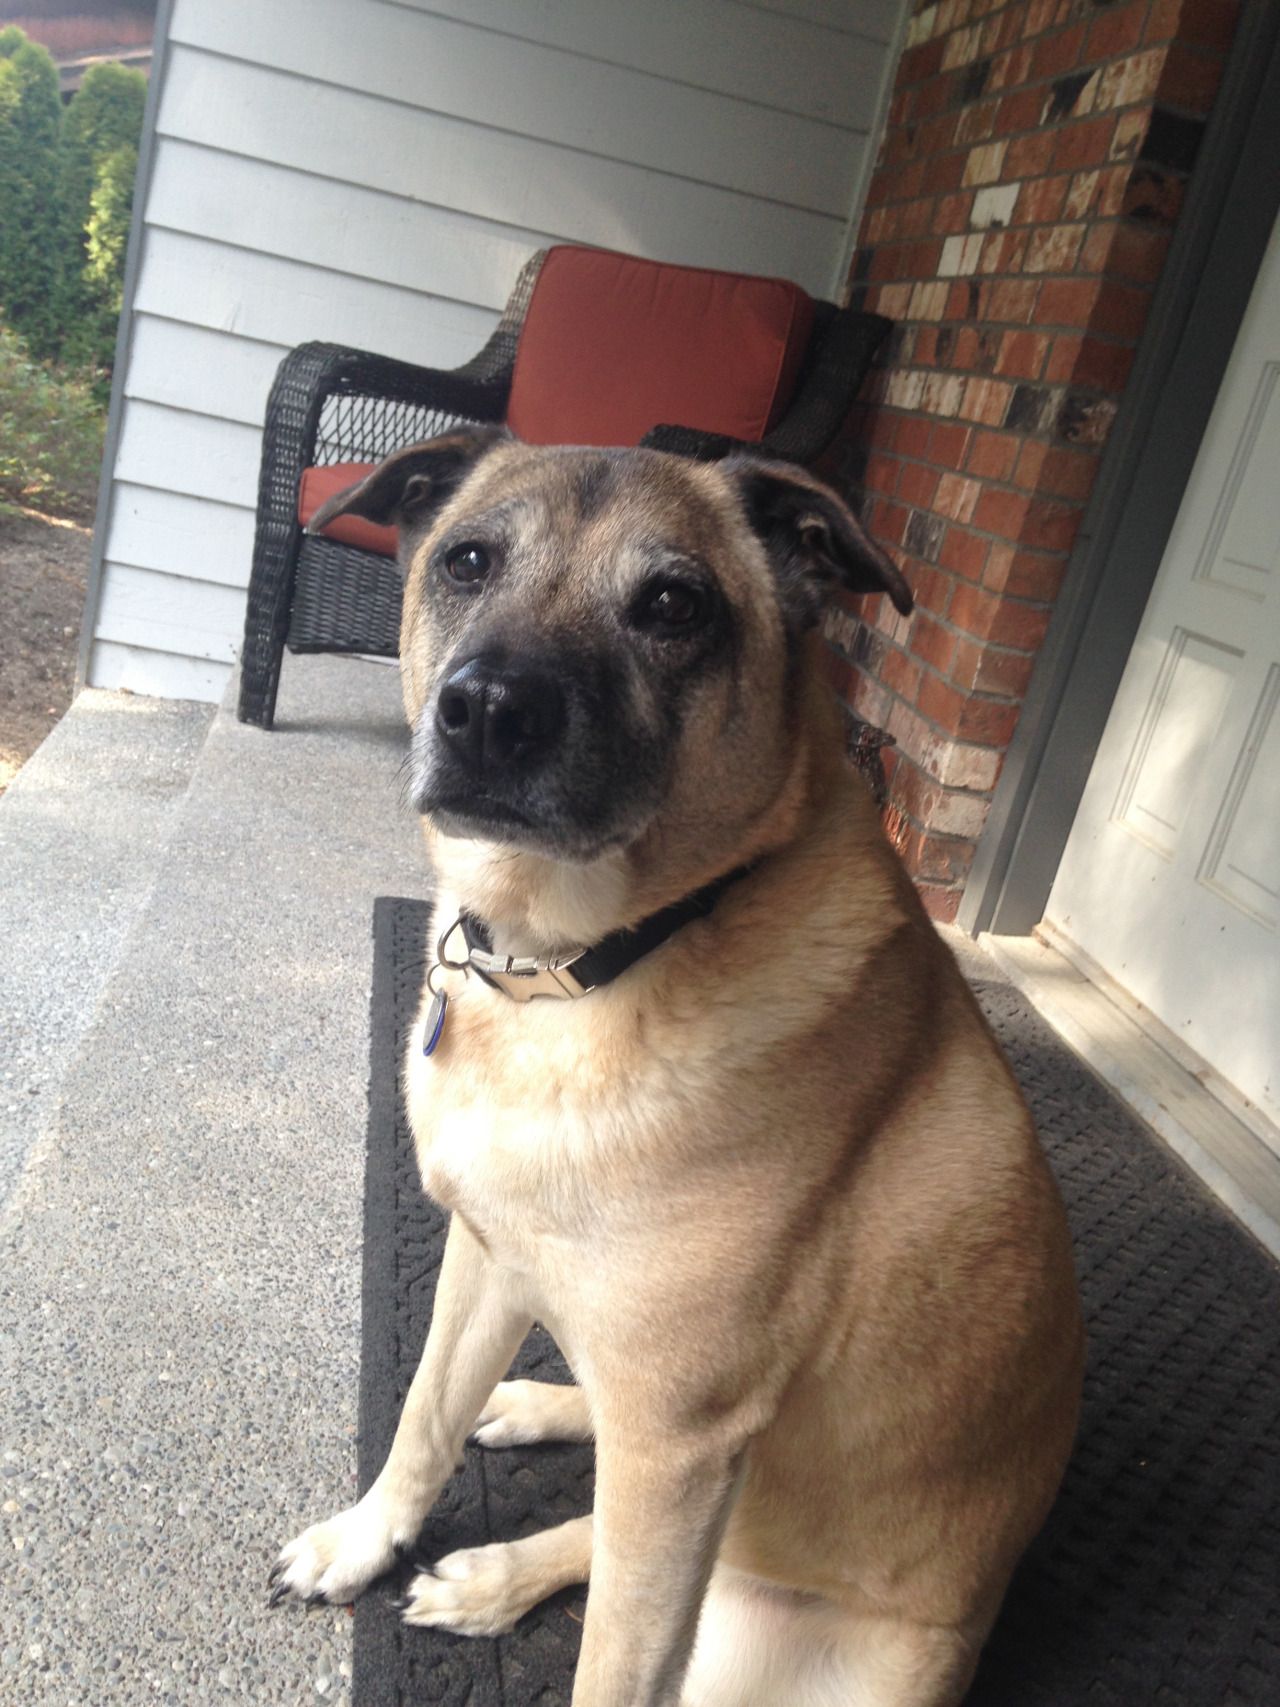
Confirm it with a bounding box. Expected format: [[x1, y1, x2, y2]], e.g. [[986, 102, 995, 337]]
[[405, 975, 696, 1265]]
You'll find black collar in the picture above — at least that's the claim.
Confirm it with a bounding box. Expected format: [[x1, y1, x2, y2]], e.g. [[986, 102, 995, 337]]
[[451, 864, 753, 1003]]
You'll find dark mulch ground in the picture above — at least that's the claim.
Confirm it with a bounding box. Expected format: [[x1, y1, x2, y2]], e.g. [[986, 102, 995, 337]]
[[0, 507, 91, 794]]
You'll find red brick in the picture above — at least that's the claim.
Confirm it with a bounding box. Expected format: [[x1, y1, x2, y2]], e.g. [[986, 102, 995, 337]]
[[995, 330, 1051, 379], [935, 472, 982, 522], [1019, 443, 1098, 502], [918, 671, 1024, 745], [1030, 22, 1087, 80], [960, 377, 1014, 425], [914, 326, 940, 366], [971, 487, 1030, 540], [909, 564, 955, 617], [983, 279, 1039, 323], [1004, 131, 1057, 180], [921, 150, 968, 195], [1052, 116, 1120, 174], [1094, 48, 1165, 111], [980, 229, 1030, 275], [1021, 497, 1082, 553], [1045, 333, 1084, 383], [995, 86, 1046, 136], [966, 429, 1021, 480], [1086, 0, 1147, 60], [910, 613, 958, 674], [898, 460, 941, 508], [880, 643, 924, 703], [870, 498, 910, 547], [900, 36, 947, 87], [1014, 175, 1070, 227], [865, 451, 901, 496], [896, 416, 935, 460], [939, 525, 989, 582], [989, 43, 1035, 92], [984, 545, 1068, 602], [935, 190, 976, 233], [1036, 277, 1102, 329], [952, 326, 999, 372], [970, 645, 1039, 698], [1073, 336, 1136, 392], [922, 74, 963, 124], [927, 421, 972, 466], [1063, 168, 1101, 221], [956, 99, 1000, 146]]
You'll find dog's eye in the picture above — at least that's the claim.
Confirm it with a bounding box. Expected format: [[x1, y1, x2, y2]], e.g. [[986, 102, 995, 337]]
[[637, 580, 708, 634], [443, 542, 490, 584]]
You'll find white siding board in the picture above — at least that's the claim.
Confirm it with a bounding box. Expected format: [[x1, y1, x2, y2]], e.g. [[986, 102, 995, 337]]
[[147, 139, 548, 312], [125, 313, 286, 427], [90, 640, 233, 704], [133, 228, 498, 366], [115, 399, 261, 509], [96, 563, 245, 662], [106, 486, 256, 590], [387, 0, 888, 120], [91, 0, 908, 694], [169, 0, 859, 214], [158, 48, 846, 289], [727, 0, 900, 40]]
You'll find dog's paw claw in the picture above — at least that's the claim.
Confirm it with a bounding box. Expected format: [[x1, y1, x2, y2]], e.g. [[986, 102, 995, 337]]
[[267, 1582, 290, 1609]]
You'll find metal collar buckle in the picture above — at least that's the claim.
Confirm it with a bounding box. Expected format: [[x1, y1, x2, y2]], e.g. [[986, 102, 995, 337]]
[[437, 918, 589, 1003]]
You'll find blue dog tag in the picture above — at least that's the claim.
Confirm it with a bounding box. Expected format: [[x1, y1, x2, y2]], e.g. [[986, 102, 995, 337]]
[[422, 989, 448, 1056]]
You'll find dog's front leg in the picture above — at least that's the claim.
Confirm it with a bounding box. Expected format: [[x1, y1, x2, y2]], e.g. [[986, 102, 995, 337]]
[[271, 1214, 531, 1606], [572, 1428, 742, 1707]]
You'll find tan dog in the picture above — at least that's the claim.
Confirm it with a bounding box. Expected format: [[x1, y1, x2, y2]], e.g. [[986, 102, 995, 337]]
[[270, 433, 1084, 1707]]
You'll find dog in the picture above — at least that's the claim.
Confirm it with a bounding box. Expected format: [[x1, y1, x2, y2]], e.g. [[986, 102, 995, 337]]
[[269, 431, 1084, 1707]]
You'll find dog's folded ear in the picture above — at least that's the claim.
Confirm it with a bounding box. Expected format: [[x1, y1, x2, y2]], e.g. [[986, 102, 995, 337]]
[[307, 426, 509, 539], [727, 457, 914, 626]]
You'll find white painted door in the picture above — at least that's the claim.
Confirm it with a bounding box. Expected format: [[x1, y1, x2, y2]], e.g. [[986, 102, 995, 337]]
[[1047, 211, 1280, 1137]]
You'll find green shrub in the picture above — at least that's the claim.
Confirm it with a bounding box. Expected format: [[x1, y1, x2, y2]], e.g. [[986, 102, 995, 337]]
[[0, 31, 63, 360], [0, 317, 105, 522], [55, 60, 147, 370]]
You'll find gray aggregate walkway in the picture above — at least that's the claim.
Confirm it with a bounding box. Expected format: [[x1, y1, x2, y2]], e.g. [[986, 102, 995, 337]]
[[0, 657, 426, 1703], [0, 691, 213, 1206]]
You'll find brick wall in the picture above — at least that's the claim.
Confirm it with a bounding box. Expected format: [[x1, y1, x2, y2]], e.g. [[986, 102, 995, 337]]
[[826, 0, 1241, 921]]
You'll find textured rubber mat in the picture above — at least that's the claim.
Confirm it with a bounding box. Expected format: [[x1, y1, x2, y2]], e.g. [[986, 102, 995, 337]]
[[356, 897, 1280, 1707]]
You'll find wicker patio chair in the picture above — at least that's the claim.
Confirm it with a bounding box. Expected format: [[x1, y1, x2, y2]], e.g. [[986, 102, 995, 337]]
[[238, 247, 891, 732]]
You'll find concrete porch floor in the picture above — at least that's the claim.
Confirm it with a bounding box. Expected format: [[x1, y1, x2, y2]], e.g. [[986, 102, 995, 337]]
[[1, 652, 1273, 1702], [1, 655, 423, 1703]]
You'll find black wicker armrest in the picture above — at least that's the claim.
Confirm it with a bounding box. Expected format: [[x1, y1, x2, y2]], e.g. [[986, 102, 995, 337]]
[[759, 307, 892, 465]]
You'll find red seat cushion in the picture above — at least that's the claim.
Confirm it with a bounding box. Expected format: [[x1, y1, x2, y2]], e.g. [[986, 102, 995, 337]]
[[505, 245, 814, 447], [297, 462, 394, 557]]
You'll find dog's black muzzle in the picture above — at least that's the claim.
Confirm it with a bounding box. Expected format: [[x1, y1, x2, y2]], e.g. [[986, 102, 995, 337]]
[[413, 644, 668, 856]]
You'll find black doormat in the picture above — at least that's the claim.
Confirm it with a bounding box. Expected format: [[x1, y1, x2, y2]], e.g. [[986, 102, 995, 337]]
[[356, 897, 1280, 1707]]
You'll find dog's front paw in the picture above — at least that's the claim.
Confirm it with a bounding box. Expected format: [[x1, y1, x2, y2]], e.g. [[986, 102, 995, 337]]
[[471, 1378, 593, 1448], [268, 1496, 402, 1608], [400, 1543, 542, 1636]]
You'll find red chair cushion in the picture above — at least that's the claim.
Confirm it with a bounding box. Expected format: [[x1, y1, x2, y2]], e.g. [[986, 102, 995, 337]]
[[505, 245, 814, 447], [297, 462, 394, 557]]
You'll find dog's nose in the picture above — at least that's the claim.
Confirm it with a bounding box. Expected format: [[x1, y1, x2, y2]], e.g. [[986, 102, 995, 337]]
[[436, 658, 565, 774]]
